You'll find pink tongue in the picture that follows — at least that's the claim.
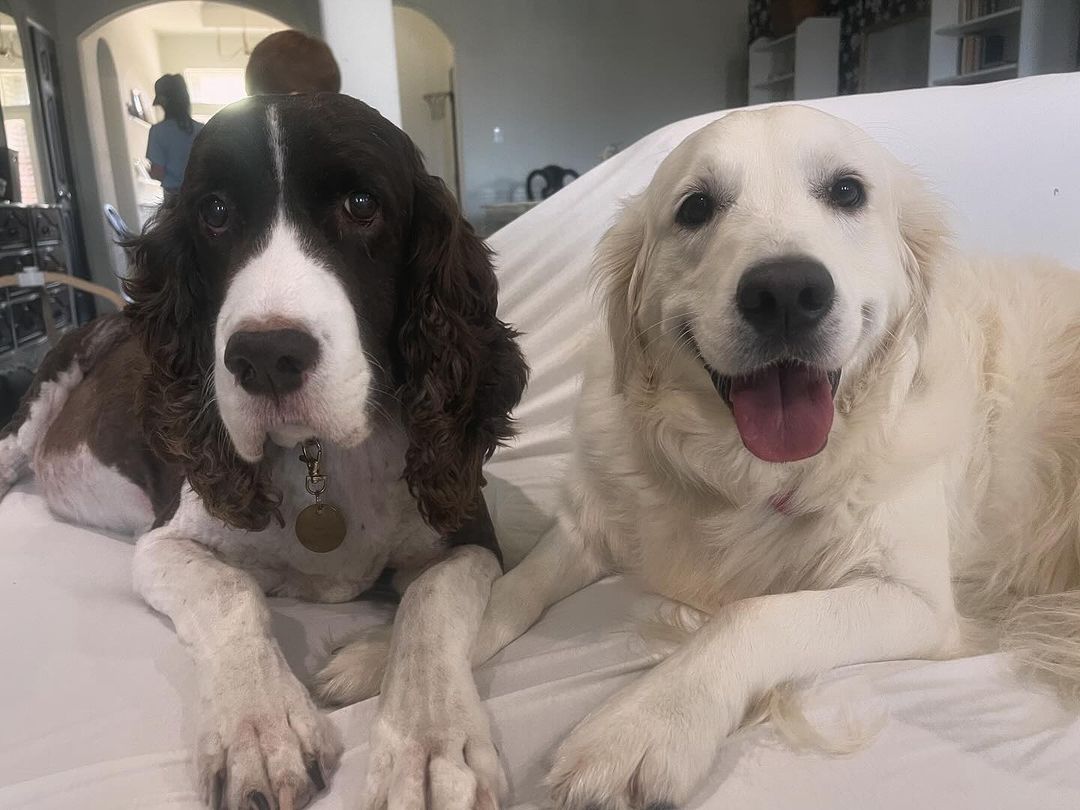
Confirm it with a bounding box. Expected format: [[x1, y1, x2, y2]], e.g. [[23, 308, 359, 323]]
[[729, 363, 834, 463]]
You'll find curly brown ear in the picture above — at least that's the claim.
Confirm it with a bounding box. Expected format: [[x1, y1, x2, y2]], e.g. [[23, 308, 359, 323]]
[[398, 159, 528, 536], [123, 202, 281, 530]]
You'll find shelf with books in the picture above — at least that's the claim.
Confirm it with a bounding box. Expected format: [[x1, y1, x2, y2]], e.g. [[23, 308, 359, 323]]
[[753, 72, 796, 90], [955, 31, 1013, 74], [747, 17, 839, 105], [935, 5, 1022, 37], [932, 61, 1019, 84], [929, 0, 1079, 87]]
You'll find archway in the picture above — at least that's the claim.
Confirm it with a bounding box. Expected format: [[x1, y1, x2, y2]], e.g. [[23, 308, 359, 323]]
[[95, 39, 137, 232], [76, 1, 288, 278], [394, 6, 458, 198]]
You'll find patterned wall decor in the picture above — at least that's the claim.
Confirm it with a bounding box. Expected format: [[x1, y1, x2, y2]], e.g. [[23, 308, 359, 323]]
[[749, 0, 772, 42], [838, 0, 931, 94], [749, 0, 935, 95], [749, 0, 841, 42]]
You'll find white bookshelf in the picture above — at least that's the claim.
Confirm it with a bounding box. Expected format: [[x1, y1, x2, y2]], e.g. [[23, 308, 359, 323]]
[[748, 17, 841, 105], [928, 0, 1079, 86]]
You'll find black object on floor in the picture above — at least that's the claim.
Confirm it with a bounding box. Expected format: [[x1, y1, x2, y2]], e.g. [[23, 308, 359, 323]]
[[0, 365, 34, 429]]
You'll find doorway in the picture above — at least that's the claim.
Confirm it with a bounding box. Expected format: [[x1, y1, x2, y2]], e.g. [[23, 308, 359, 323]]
[[77, 0, 286, 278], [394, 7, 459, 199], [0, 13, 43, 203]]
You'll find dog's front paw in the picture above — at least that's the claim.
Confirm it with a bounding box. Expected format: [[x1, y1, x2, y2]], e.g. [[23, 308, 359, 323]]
[[312, 624, 392, 706], [362, 686, 503, 810], [547, 678, 725, 810], [197, 642, 342, 810]]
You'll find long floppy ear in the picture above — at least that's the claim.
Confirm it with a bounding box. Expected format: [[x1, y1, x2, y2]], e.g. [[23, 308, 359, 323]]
[[896, 163, 951, 312], [398, 156, 528, 537], [123, 203, 281, 530], [594, 193, 650, 392]]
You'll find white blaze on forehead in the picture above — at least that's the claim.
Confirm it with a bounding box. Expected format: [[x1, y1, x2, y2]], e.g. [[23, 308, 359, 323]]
[[267, 103, 285, 189], [214, 217, 374, 460]]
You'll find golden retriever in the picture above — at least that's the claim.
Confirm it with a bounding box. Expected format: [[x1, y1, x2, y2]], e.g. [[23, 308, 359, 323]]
[[332, 104, 1080, 809]]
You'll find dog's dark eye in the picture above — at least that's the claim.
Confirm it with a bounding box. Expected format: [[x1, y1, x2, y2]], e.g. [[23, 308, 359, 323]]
[[828, 176, 865, 209], [344, 191, 378, 222], [198, 195, 229, 234], [676, 192, 714, 228]]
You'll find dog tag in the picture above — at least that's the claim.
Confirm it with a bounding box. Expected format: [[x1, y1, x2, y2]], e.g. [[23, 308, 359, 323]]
[[295, 502, 346, 553]]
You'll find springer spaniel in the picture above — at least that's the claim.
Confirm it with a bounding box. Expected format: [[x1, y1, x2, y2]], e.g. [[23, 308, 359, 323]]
[[0, 94, 526, 810]]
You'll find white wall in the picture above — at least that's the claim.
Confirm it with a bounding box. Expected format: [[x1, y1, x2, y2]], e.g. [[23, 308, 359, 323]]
[[394, 6, 454, 190], [397, 0, 749, 223], [320, 0, 401, 124], [157, 30, 276, 72], [157, 29, 284, 121], [84, 6, 165, 232]]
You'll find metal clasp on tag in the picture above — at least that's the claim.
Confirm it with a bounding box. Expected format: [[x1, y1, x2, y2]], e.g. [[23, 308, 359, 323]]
[[299, 439, 328, 502]]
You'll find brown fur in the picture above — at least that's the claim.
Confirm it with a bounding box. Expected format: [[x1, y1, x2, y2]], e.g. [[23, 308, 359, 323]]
[[123, 202, 283, 532], [40, 334, 183, 521], [122, 99, 527, 537], [397, 145, 528, 536]]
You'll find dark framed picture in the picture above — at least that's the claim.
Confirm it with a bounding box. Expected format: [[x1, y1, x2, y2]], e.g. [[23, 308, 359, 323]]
[[127, 89, 147, 122]]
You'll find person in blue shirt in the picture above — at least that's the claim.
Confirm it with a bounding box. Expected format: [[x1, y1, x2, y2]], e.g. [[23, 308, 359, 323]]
[[146, 74, 203, 201]]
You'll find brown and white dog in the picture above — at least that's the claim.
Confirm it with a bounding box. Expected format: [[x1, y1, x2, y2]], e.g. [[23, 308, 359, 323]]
[[0, 94, 526, 810]]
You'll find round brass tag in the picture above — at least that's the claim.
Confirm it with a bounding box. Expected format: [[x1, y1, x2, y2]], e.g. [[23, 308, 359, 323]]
[[295, 503, 346, 553]]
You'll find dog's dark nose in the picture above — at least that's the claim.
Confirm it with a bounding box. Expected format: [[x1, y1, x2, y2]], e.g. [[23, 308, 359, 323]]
[[736, 257, 835, 338], [224, 328, 320, 396]]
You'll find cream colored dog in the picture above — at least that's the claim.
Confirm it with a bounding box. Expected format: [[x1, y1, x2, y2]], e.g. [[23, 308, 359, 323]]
[[331, 105, 1080, 809]]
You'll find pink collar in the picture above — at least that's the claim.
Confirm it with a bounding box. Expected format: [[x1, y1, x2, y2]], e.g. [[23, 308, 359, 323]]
[[770, 491, 796, 515]]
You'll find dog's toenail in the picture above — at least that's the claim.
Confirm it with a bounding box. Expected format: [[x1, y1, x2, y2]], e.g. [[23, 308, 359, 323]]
[[248, 791, 271, 810]]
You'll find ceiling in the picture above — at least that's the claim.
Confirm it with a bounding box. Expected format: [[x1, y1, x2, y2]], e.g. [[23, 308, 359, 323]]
[[117, 2, 286, 35]]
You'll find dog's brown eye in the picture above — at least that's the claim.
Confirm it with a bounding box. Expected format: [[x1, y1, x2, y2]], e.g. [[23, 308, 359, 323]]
[[198, 195, 229, 234], [676, 192, 714, 228], [345, 191, 378, 222], [828, 177, 865, 209]]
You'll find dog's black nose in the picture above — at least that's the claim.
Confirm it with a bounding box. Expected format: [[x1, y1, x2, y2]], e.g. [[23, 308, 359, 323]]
[[736, 257, 835, 338], [224, 328, 320, 396]]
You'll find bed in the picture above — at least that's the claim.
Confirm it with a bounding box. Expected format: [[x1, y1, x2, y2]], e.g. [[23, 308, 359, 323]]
[[2, 73, 1080, 809]]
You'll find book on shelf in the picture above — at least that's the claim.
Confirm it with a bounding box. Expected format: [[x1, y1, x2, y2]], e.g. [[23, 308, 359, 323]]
[[957, 33, 1007, 73], [959, 0, 1012, 23]]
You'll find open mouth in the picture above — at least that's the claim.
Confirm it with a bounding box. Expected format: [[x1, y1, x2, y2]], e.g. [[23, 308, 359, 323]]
[[687, 330, 841, 463]]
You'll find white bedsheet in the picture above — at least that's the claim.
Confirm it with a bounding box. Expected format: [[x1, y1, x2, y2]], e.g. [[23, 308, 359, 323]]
[[3, 74, 1080, 808]]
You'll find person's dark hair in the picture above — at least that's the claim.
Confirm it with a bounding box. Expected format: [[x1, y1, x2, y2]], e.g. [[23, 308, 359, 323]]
[[245, 30, 341, 95], [153, 74, 195, 134]]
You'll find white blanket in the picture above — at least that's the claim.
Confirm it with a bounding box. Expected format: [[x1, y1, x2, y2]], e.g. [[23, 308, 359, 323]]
[[3, 74, 1080, 809]]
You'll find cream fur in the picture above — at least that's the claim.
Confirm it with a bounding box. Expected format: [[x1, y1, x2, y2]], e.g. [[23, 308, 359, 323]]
[[456, 106, 1080, 809]]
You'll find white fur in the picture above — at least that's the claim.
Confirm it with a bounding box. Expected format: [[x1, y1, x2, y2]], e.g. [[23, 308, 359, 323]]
[[18, 366, 83, 455], [214, 216, 376, 462], [0, 437, 19, 497], [450, 106, 1080, 809], [3, 100, 502, 810], [359, 546, 504, 810], [36, 443, 153, 534], [133, 519, 343, 810], [0, 365, 83, 498]]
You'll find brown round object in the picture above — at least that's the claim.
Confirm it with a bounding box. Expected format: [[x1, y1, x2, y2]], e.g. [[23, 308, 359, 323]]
[[295, 502, 347, 553], [245, 30, 342, 95], [768, 0, 826, 37]]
